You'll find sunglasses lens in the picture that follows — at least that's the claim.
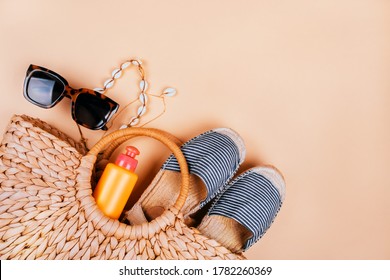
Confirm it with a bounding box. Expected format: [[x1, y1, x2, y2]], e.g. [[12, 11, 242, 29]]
[[25, 71, 65, 107], [74, 93, 114, 129]]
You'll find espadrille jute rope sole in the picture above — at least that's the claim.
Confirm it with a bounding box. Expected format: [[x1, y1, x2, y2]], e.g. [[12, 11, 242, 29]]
[[126, 170, 207, 225]]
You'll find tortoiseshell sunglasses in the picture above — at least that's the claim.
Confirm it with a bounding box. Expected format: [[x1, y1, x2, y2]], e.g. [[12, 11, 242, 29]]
[[23, 64, 119, 130]]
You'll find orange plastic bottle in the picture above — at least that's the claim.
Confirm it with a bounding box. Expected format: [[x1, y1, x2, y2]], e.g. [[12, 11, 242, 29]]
[[93, 146, 140, 219]]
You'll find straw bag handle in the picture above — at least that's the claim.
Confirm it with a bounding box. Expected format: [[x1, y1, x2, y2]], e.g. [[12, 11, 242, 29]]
[[99, 128, 183, 160], [87, 127, 190, 212]]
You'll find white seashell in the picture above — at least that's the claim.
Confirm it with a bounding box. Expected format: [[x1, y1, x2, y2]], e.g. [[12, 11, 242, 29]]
[[129, 117, 140, 126], [132, 59, 142, 66], [119, 124, 128, 130], [111, 68, 121, 79], [93, 88, 105, 93], [163, 87, 177, 97], [121, 62, 131, 69], [105, 81, 114, 89], [137, 105, 146, 116], [139, 93, 148, 105], [103, 79, 114, 89], [139, 80, 148, 91]]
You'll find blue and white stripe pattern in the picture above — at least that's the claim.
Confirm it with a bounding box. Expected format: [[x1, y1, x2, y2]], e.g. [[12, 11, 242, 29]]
[[208, 167, 285, 251], [162, 128, 245, 208]]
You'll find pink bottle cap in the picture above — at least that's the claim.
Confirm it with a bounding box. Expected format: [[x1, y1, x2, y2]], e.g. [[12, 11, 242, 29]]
[[115, 146, 140, 172]]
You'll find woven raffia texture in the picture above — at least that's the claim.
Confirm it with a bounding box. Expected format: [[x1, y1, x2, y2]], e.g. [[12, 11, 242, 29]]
[[0, 115, 245, 260]]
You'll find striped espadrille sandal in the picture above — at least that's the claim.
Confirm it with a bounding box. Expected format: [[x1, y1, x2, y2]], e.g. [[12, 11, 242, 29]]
[[197, 166, 286, 253], [126, 128, 246, 225]]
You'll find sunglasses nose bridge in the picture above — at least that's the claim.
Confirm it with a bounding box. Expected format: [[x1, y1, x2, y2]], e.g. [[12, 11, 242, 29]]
[[63, 86, 79, 99]]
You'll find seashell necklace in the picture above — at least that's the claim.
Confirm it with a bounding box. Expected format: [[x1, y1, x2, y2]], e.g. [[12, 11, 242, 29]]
[[94, 59, 177, 130], [76, 58, 177, 149]]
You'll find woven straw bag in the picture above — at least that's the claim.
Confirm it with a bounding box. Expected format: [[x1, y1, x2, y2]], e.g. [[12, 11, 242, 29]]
[[0, 115, 245, 260]]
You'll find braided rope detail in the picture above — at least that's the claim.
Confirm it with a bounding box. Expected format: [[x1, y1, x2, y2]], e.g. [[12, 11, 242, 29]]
[[0, 115, 245, 260]]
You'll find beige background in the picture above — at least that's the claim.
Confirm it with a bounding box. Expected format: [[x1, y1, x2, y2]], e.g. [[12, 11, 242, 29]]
[[0, 0, 389, 259]]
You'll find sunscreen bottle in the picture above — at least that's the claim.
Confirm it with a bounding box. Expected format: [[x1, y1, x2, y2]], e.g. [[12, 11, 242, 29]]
[[93, 146, 140, 219]]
